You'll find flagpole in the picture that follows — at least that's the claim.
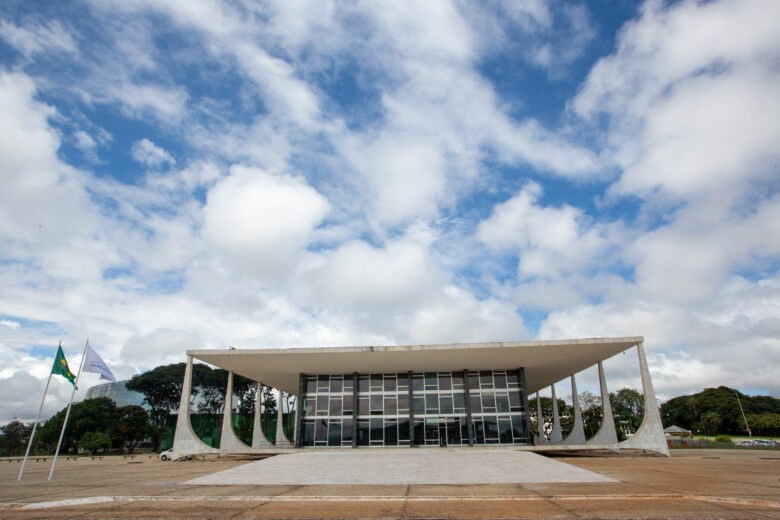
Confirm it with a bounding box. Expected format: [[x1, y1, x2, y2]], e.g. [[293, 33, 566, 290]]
[[48, 340, 89, 481], [17, 370, 54, 481]]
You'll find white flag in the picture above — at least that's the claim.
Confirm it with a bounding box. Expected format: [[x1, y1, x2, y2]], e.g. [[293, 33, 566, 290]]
[[82, 342, 117, 382]]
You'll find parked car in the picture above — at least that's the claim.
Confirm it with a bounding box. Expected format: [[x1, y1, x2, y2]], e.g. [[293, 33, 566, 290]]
[[753, 439, 778, 447], [734, 440, 753, 447], [159, 449, 173, 461]]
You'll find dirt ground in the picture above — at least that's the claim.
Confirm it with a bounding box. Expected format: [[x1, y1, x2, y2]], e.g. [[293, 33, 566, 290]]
[[1, 449, 778, 519]]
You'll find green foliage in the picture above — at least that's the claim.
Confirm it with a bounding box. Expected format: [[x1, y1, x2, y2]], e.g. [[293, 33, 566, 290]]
[[714, 434, 731, 442], [79, 431, 111, 454], [610, 388, 644, 435], [661, 386, 780, 436], [33, 397, 157, 455], [0, 420, 32, 456]]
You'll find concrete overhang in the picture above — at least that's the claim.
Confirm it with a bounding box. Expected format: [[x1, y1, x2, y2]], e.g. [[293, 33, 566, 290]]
[[188, 337, 643, 395]]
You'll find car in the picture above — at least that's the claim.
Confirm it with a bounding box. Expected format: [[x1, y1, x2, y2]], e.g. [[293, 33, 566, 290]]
[[734, 440, 753, 447], [754, 439, 778, 447], [159, 449, 173, 461]]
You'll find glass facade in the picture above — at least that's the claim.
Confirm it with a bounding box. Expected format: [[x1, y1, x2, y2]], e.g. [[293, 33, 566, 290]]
[[299, 369, 530, 447]]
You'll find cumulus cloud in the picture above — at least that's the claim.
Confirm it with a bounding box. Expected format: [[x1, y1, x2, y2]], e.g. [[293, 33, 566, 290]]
[[131, 138, 175, 168], [202, 166, 330, 278]]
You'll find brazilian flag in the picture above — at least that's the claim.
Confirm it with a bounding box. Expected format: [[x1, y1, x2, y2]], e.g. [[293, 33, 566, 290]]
[[52, 344, 77, 388]]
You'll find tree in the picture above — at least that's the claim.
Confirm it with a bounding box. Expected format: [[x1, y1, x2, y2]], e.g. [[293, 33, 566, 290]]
[[579, 391, 603, 438], [79, 431, 111, 454], [611, 388, 644, 435], [0, 420, 32, 456], [112, 405, 153, 452], [36, 397, 117, 454], [702, 411, 723, 435]]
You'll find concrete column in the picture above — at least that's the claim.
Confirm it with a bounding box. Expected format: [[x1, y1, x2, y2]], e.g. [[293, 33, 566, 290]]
[[562, 374, 586, 445], [535, 392, 547, 444], [219, 371, 254, 455], [275, 390, 293, 448], [586, 362, 619, 450], [252, 384, 274, 449], [549, 384, 563, 443], [619, 342, 670, 456], [171, 355, 217, 460]]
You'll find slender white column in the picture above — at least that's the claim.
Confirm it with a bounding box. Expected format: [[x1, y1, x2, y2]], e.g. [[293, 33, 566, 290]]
[[275, 390, 293, 448], [549, 384, 563, 443], [535, 392, 547, 444], [252, 384, 274, 449], [219, 371, 253, 455], [172, 356, 217, 460], [619, 342, 670, 456], [586, 362, 619, 449], [562, 374, 586, 445]]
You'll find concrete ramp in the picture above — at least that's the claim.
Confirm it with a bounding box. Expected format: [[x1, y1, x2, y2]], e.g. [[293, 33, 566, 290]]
[[186, 448, 615, 485]]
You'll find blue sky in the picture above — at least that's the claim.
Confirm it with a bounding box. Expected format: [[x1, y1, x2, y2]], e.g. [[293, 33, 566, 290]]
[[1, 0, 779, 423]]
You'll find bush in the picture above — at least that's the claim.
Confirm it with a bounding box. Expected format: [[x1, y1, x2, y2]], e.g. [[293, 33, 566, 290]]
[[714, 434, 732, 443]]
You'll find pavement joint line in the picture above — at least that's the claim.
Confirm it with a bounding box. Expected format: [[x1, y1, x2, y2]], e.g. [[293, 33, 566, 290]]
[[10, 494, 780, 510]]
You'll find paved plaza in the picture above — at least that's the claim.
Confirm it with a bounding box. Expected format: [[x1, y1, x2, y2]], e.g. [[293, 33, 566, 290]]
[[1, 449, 778, 519], [186, 449, 616, 486]]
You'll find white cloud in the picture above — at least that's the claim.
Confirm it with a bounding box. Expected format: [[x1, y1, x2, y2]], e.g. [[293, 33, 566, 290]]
[[131, 138, 175, 168], [202, 166, 330, 278], [0, 19, 77, 57], [0, 320, 21, 330]]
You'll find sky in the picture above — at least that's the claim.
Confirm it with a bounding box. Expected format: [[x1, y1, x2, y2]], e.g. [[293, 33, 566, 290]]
[[1, 0, 779, 424]]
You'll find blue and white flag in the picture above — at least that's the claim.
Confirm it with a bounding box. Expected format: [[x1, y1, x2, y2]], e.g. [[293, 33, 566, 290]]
[[82, 342, 117, 382]]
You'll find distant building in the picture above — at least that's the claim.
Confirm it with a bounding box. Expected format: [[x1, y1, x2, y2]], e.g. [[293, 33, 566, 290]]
[[85, 380, 147, 409]]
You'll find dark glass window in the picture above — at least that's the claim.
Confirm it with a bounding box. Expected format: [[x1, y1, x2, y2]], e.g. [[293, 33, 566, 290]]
[[330, 377, 342, 393], [315, 419, 328, 442], [470, 394, 482, 413], [511, 415, 525, 440], [384, 374, 396, 391], [484, 416, 499, 439], [370, 394, 383, 415], [384, 396, 397, 415], [479, 371, 493, 388], [439, 373, 452, 390], [425, 393, 439, 414], [359, 375, 369, 392], [413, 420, 424, 445], [412, 374, 424, 391], [413, 396, 425, 415], [425, 372, 438, 390], [446, 417, 461, 445], [468, 371, 480, 390], [317, 375, 329, 392], [342, 420, 353, 443], [425, 418, 439, 443], [357, 420, 369, 446], [329, 396, 342, 416], [474, 419, 485, 444], [453, 393, 465, 411], [357, 396, 368, 415], [343, 374, 353, 391], [343, 394, 353, 415], [370, 418, 383, 441], [398, 394, 409, 412], [509, 390, 521, 408], [452, 372, 464, 389], [304, 398, 315, 415], [384, 420, 398, 446], [303, 420, 315, 446], [494, 373, 507, 389], [328, 421, 341, 446], [496, 394, 510, 413], [499, 418, 513, 444], [482, 392, 495, 410], [397, 373, 409, 390], [316, 396, 328, 415], [370, 374, 383, 390], [507, 372, 520, 387], [306, 377, 317, 393], [399, 419, 410, 441], [440, 396, 453, 414]]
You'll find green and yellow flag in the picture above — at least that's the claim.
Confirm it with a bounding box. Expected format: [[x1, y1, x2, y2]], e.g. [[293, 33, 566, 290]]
[[52, 343, 77, 388]]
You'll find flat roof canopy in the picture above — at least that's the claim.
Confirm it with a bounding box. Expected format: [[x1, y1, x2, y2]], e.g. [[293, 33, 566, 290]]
[[188, 337, 642, 395]]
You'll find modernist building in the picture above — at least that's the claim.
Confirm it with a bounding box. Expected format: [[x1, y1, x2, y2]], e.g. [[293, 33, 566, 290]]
[[171, 337, 669, 459]]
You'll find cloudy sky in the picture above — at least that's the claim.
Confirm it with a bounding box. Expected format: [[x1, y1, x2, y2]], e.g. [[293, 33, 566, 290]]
[[1, 0, 779, 424]]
